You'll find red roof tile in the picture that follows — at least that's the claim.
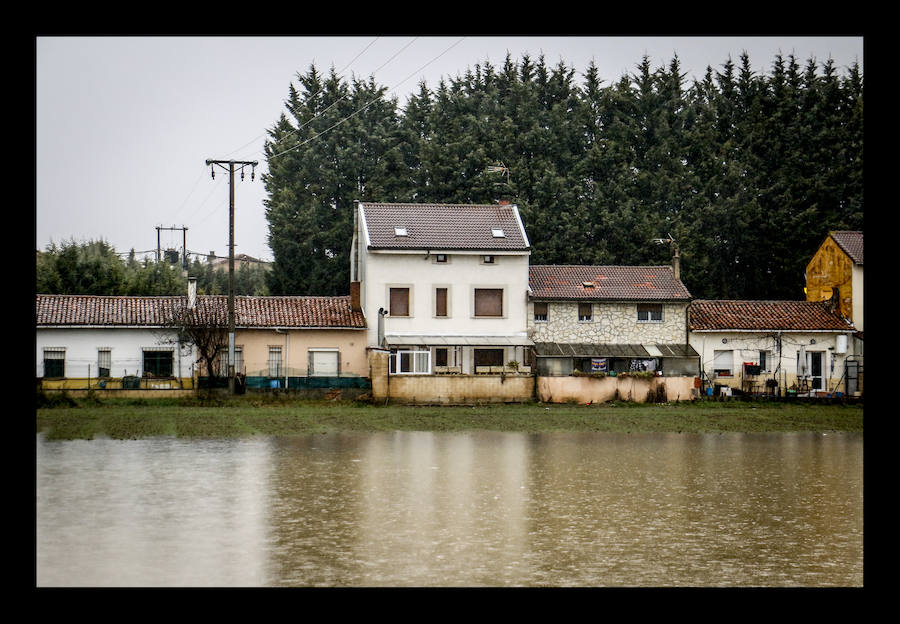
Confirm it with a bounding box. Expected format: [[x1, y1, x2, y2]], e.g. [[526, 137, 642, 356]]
[[689, 300, 854, 331], [36, 294, 366, 329], [529, 265, 691, 300], [360, 202, 529, 251]]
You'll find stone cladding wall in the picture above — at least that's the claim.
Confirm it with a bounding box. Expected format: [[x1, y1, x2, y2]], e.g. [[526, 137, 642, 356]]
[[528, 301, 688, 344]]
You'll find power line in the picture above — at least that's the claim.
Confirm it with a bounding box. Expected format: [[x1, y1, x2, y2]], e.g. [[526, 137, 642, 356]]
[[267, 37, 465, 162], [221, 36, 383, 161]]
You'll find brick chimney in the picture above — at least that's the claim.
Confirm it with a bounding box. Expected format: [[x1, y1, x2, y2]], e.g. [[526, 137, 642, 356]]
[[350, 281, 362, 312]]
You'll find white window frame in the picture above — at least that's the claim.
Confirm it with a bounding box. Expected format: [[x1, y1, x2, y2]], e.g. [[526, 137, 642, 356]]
[[97, 348, 112, 377], [637, 303, 663, 323], [713, 349, 733, 377], [390, 349, 431, 375]]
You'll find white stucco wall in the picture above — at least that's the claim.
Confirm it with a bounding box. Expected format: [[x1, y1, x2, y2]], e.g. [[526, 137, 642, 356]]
[[36, 327, 196, 380], [361, 250, 531, 347], [689, 330, 858, 394]]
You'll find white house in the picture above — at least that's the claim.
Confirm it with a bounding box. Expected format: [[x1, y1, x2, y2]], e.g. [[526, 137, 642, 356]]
[[689, 299, 860, 396], [350, 201, 532, 375], [36, 293, 197, 390]]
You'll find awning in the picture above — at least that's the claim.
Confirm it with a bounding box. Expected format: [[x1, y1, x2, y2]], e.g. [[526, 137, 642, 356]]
[[385, 334, 534, 347], [534, 342, 698, 358]]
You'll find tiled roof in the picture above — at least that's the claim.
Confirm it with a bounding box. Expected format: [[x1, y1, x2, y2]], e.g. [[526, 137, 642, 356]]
[[36, 294, 366, 329], [689, 300, 854, 331], [529, 265, 692, 300], [829, 231, 863, 265], [359, 202, 529, 250]]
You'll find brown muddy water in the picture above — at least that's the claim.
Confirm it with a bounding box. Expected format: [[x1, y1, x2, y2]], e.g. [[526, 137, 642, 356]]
[[36, 431, 863, 587]]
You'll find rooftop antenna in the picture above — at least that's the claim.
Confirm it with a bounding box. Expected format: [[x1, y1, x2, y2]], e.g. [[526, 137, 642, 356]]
[[486, 162, 510, 186]]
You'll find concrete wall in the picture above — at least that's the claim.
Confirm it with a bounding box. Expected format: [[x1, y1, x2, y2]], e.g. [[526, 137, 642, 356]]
[[538, 375, 696, 404]]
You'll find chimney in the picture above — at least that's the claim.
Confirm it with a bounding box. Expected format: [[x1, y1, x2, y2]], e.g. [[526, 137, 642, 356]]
[[497, 199, 511, 206], [350, 281, 362, 312], [188, 276, 197, 309], [672, 246, 681, 282]]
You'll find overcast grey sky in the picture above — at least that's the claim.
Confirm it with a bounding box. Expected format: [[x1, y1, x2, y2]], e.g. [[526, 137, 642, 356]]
[[35, 36, 864, 263]]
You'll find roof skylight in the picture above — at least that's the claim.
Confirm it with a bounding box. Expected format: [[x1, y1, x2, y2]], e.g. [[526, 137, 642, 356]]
[[394, 227, 408, 236], [491, 228, 505, 238]]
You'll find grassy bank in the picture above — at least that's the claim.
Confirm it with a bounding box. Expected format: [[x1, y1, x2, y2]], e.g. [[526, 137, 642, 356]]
[[35, 393, 863, 440]]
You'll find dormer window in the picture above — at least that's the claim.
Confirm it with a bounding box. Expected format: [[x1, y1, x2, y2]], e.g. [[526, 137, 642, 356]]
[[582, 281, 595, 289], [491, 228, 505, 238], [394, 227, 408, 236]]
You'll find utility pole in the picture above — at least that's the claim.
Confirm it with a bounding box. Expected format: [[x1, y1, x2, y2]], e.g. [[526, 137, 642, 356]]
[[205, 158, 258, 393], [156, 225, 189, 269]]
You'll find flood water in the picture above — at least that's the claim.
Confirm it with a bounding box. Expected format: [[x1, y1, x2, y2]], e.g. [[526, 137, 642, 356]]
[[36, 431, 863, 587]]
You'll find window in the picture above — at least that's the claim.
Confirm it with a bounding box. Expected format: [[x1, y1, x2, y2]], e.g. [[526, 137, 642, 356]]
[[491, 228, 505, 238], [43, 349, 65, 378], [474, 349, 504, 367], [389, 287, 410, 316], [268, 346, 283, 377], [435, 348, 449, 367], [214, 346, 243, 376], [474, 288, 503, 317], [394, 227, 407, 236], [637, 303, 663, 322], [713, 350, 733, 377], [578, 302, 593, 322], [482, 255, 495, 264], [434, 254, 448, 263], [390, 350, 431, 374], [435, 287, 448, 317], [143, 349, 173, 377], [759, 350, 770, 373], [97, 349, 111, 377], [309, 349, 339, 377], [533, 302, 548, 322]]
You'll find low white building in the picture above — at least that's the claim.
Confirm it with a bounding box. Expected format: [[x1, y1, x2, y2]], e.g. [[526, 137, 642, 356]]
[[36, 294, 197, 389], [689, 299, 860, 396], [350, 201, 532, 374]]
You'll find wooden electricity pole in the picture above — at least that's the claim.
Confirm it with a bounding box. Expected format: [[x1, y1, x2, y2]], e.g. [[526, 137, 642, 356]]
[[205, 158, 258, 393]]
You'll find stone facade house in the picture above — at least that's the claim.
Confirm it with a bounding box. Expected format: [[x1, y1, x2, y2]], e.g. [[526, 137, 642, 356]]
[[528, 264, 698, 378]]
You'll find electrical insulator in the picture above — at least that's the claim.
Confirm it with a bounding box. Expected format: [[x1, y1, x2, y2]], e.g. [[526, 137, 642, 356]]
[[211, 167, 215, 179]]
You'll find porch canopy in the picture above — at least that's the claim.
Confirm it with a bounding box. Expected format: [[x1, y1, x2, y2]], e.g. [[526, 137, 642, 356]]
[[385, 334, 534, 347], [533, 342, 698, 358]]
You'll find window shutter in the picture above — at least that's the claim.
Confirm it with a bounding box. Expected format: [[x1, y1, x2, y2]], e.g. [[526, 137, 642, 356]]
[[474, 289, 503, 317], [390, 288, 409, 316], [435, 288, 448, 317]]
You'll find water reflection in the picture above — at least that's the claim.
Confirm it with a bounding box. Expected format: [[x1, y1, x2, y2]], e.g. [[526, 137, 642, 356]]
[[36, 431, 862, 587]]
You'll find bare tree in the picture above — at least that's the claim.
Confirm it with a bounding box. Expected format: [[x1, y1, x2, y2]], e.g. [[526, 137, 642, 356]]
[[158, 294, 229, 386]]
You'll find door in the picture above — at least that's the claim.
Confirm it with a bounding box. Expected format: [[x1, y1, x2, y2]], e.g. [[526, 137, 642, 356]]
[[809, 351, 823, 390], [310, 350, 339, 377]]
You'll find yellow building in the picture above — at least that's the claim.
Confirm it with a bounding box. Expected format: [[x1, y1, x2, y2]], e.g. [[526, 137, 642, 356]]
[[805, 231, 864, 331]]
